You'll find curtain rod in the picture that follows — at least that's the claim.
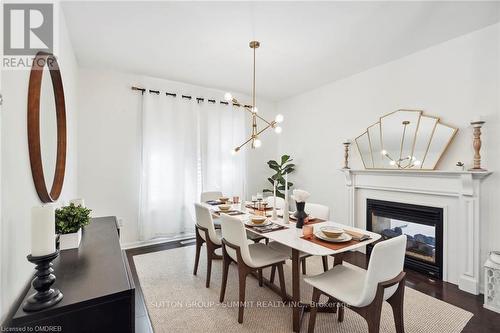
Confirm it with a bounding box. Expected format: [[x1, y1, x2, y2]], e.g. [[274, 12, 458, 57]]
[[131, 86, 250, 107]]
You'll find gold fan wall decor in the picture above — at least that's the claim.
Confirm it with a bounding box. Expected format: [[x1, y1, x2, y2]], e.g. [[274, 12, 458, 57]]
[[355, 110, 458, 170]]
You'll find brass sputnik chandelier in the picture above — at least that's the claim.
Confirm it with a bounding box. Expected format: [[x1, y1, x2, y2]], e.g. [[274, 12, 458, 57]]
[[224, 41, 284, 153]]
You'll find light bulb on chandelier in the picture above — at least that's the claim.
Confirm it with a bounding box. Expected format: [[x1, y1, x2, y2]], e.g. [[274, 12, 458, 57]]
[[253, 138, 262, 148], [274, 126, 282, 134], [253, 107, 258, 113], [275, 114, 284, 123], [224, 92, 233, 102]]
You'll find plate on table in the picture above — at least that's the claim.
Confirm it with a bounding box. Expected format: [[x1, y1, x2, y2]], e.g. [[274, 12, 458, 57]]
[[314, 231, 352, 243], [245, 219, 272, 227]]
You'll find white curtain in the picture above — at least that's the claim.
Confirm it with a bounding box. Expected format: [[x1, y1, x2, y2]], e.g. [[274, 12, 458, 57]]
[[139, 93, 246, 241], [199, 102, 246, 198]]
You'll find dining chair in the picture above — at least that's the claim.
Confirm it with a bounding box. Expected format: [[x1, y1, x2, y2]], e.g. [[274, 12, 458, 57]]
[[219, 214, 289, 324], [266, 196, 285, 210], [269, 202, 331, 278], [193, 203, 222, 288], [305, 203, 331, 273], [200, 191, 223, 202], [305, 235, 407, 333]]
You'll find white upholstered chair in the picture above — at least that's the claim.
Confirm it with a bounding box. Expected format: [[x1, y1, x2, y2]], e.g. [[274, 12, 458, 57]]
[[200, 191, 223, 202], [306, 235, 407, 333], [219, 214, 289, 324], [266, 196, 286, 210], [305, 203, 330, 220], [193, 203, 222, 288]]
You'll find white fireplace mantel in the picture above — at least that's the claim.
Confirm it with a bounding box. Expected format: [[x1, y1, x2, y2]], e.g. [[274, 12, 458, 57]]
[[340, 168, 492, 295]]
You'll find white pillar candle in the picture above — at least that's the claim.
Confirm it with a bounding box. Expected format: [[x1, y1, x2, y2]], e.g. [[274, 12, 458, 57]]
[[31, 205, 56, 256], [471, 116, 483, 123], [70, 198, 85, 207]]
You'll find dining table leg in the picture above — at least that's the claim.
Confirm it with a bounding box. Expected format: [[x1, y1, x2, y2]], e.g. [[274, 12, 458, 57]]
[[292, 248, 301, 332]]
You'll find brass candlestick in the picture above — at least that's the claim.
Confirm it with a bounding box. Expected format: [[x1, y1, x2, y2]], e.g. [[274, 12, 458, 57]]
[[342, 140, 351, 169], [469, 120, 486, 171]]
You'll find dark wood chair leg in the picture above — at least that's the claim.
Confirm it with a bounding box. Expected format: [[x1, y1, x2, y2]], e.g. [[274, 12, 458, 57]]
[[258, 269, 263, 287], [338, 302, 344, 322], [301, 257, 307, 275], [193, 233, 202, 275], [308, 287, 322, 333], [367, 317, 381, 333], [238, 266, 247, 324], [277, 263, 287, 302], [270, 265, 276, 284], [387, 280, 405, 333], [206, 249, 213, 288], [219, 253, 230, 302], [322, 256, 329, 272]]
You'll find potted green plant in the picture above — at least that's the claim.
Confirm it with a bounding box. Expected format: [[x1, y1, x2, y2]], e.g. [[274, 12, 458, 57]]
[[56, 203, 92, 250], [263, 154, 296, 199]]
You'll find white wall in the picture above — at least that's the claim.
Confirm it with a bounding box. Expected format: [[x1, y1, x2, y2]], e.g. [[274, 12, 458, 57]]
[[0, 8, 79, 321], [77, 68, 277, 246], [276, 23, 500, 284]]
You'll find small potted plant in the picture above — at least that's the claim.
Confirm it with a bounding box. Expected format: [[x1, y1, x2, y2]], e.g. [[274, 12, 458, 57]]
[[56, 203, 92, 250]]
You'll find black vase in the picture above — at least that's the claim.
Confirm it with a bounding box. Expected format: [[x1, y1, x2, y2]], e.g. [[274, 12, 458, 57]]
[[294, 201, 307, 229]]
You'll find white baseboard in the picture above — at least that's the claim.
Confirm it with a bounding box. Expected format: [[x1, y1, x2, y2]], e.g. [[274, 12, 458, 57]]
[[121, 233, 195, 250]]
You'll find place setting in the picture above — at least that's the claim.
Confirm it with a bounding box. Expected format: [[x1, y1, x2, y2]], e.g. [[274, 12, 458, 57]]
[[302, 225, 372, 250], [244, 215, 288, 233]]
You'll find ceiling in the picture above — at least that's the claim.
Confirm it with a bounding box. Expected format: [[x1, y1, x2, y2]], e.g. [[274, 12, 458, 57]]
[[62, 1, 500, 101]]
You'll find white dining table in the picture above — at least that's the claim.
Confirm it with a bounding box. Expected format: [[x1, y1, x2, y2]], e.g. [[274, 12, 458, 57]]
[[205, 202, 381, 332]]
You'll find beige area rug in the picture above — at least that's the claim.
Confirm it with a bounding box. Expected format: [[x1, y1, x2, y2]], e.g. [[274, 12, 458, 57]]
[[133, 245, 472, 333]]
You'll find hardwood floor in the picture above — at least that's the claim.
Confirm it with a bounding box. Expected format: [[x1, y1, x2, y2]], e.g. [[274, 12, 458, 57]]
[[126, 238, 500, 333]]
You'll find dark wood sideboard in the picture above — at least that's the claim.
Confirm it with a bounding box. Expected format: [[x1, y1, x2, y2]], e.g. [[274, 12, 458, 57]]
[[10, 216, 135, 332]]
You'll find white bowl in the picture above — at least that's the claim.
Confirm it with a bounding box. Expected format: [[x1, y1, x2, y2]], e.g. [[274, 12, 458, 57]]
[[320, 226, 344, 239], [251, 216, 267, 225]]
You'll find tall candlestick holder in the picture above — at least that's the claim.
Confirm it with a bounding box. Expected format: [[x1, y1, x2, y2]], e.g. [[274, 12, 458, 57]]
[[23, 250, 63, 312], [342, 139, 351, 169], [469, 120, 486, 171]]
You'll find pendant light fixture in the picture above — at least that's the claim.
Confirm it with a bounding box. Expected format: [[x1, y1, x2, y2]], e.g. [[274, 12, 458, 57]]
[[224, 41, 284, 153]]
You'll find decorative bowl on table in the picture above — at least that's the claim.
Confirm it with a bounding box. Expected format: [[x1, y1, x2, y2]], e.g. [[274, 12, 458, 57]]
[[251, 216, 267, 225], [219, 204, 231, 212], [219, 197, 230, 204], [320, 226, 344, 239]]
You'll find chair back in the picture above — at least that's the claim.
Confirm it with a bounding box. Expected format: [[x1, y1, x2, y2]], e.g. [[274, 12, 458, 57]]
[[360, 235, 407, 306], [220, 214, 253, 266], [201, 191, 223, 202], [306, 203, 330, 220], [194, 203, 219, 244], [266, 196, 285, 210]]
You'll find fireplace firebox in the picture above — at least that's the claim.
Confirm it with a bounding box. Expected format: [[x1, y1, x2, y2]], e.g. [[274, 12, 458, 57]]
[[366, 199, 443, 279]]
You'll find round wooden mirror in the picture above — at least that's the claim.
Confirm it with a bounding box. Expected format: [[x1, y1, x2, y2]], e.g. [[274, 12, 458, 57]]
[[28, 52, 67, 203]]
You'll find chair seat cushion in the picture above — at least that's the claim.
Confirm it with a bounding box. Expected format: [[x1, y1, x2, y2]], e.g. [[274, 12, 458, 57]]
[[268, 241, 308, 259], [198, 228, 222, 245], [304, 264, 367, 307], [247, 243, 290, 268]]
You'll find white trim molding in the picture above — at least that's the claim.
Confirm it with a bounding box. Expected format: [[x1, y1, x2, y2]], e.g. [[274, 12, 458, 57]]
[[341, 169, 492, 295]]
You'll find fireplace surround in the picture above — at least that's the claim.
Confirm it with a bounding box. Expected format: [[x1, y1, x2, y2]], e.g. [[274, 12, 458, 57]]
[[366, 199, 443, 279], [342, 169, 491, 294]]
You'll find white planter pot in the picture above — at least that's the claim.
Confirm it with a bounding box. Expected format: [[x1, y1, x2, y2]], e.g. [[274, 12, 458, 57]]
[[59, 228, 82, 250]]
